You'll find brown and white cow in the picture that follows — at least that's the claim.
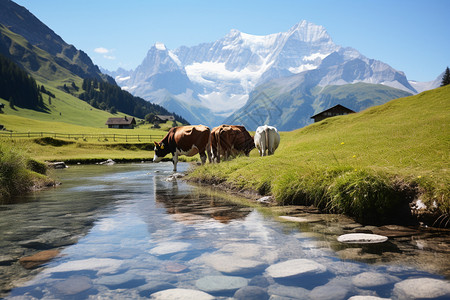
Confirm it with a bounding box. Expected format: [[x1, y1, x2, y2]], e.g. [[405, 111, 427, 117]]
[[153, 125, 211, 171], [211, 125, 255, 163]]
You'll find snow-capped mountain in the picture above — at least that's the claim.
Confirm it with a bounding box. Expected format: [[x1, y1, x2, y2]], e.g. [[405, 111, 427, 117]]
[[409, 72, 443, 93], [109, 20, 421, 126]]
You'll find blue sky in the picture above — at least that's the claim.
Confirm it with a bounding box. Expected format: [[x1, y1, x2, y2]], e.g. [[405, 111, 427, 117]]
[[13, 0, 449, 82]]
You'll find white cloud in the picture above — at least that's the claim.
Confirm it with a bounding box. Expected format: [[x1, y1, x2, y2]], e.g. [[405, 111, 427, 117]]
[[94, 47, 110, 54], [94, 47, 116, 60]]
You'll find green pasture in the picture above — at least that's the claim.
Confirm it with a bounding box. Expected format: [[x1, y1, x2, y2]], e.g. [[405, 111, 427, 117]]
[[189, 86, 450, 225]]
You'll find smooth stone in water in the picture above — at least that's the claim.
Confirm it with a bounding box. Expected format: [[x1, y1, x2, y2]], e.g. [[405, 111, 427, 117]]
[[352, 272, 400, 288], [265, 259, 327, 278], [337, 233, 388, 244], [19, 249, 60, 269], [43, 258, 122, 275], [195, 275, 248, 293], [0, 255, 16, 266], [150, 288, 214, 300], [94, 272, 144, 288], [52, 276, 93, 295], [278, 215, 322, 223], [393, 278, 450, 299], [234, 286, 269, 300], [149, 242, 190, 255], [138, 282, 176, 297], [201, 253, 266, 274], [348, 296, 391, 300], [268, 284, 310, 299], [309, 277, 352, 300]]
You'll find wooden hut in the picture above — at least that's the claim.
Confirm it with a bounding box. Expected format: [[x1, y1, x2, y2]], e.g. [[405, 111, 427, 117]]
[[310, 104, 355, 123], [105, 116, 136, 129]]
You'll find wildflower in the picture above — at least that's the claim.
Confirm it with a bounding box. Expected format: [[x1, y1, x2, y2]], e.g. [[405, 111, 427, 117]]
[[352, 155, 356, 158], [341, 142, 345, 145], [417, 175, 422, 179]]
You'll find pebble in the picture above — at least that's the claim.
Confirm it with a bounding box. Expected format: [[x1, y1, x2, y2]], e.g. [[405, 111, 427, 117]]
[[348, 296, 391, 300], [150, 288, 214, 300], [309, 277, 352, 300], [52, 276, 93, 295], [201, 253, 266, 274], [392, 277, 450, 299], [137, 282, 176, 297], [94, 272, 145, 289], [257, 196, 273, 204], [19, 249, 60, 269], [337, 233, 388, 244], [268, 284, 310, 299], [43, 258, 122, 275], [195, 275, 248, 293], [234, 286, 269, 300], [352, 272, 400, 288], [278, 215, 323, 223], [0, 255, 16, 266], [149, 242, 190, 255], [265, 259, 327, 278]]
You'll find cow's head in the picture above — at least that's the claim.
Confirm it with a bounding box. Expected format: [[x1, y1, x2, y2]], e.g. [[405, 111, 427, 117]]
[[153, 141, 170, 162]]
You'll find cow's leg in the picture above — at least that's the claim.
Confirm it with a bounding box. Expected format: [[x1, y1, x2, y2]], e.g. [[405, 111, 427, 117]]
[[200, 151, 207, 165], [172, 152, 178, 172], [206, 148, 212, 164]]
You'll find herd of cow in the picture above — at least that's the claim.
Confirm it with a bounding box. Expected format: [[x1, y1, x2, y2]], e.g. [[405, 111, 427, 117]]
[[153, 124, 280, 171]]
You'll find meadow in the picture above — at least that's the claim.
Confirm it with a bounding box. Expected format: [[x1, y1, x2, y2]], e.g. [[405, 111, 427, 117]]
[[188, 85, 450, 225]]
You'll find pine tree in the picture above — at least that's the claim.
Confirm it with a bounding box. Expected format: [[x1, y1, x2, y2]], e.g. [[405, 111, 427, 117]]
[[441, 67, 450, 87], [9, 97, 15, 109]]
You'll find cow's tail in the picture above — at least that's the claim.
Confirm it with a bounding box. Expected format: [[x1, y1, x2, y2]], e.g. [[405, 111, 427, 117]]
[[216, 128, 222, 163], [264, 126, 269, 156], [206, 128, 212, 163]]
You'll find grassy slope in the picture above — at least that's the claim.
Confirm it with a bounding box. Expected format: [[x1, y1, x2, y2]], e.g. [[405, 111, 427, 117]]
[[189, 85, 449, 224], [0, 84, 125, 128]]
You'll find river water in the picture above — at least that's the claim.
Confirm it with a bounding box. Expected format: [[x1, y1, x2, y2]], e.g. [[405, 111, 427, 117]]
[[1, 162, 449, 299]]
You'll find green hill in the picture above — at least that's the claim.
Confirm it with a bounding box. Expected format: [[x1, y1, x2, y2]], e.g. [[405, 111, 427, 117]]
[[226, 77, 412, 131], [191, 85, 450, 226], [0, 0, 188, 128]]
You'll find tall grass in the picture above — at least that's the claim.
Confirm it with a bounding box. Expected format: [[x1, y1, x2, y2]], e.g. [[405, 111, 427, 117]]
[[0, 143, 33, 199]]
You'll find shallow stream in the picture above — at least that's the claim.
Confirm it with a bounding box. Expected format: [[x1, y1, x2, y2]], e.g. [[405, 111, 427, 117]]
[[1, 162, 449, 299]]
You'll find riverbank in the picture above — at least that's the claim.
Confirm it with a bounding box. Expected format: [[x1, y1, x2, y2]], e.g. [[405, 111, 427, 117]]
[[188, 87, 450, 228]]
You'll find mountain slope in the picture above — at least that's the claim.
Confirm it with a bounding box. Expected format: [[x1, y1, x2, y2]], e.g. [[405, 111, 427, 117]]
[[0, 0, 188, 127], [225, 81, 412, 131], [110, 20, 419, 126], [0, 0, 113, 85]]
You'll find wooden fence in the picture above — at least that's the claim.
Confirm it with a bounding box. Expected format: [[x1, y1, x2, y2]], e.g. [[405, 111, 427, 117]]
[[0, 131, 164, 143]]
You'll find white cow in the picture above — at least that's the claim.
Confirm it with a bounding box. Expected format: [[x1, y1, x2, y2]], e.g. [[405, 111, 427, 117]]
[[254, 125, 280, 156]]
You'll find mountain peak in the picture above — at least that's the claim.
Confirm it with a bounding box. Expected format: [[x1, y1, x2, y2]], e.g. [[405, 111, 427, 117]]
[[154, 42, 167, 51], [287, 20, 332, 43]]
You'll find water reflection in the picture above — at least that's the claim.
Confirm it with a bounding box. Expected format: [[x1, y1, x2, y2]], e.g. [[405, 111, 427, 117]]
[[1, 163, 449, 299], [154, 178, 251, 224]]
